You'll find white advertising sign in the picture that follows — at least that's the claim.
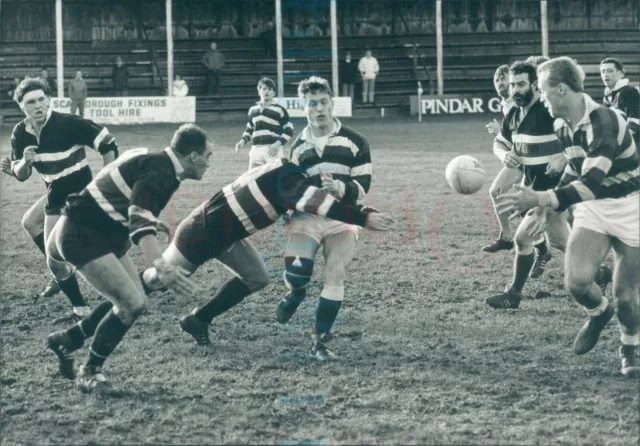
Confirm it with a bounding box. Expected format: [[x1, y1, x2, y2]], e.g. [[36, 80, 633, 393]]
[[276, 97, 352, 117], [51, 96, 196, 125]]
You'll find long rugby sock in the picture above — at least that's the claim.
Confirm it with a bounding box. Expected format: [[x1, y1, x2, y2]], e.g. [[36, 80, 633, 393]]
[[87, 310, 131, 368], [287, 288, 307, 305], [509, 252, 535, 293], [194, 277, 252, 324], [66, 301, 114, 349], [315, 297, 342, 334], [534, 238, 549, 256], [57, 275, 87, 308], [32, 232, 46, 256]]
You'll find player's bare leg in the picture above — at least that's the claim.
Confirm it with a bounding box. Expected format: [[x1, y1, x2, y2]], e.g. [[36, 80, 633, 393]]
[[44, 214, 89, 320], [169, 240, 270, 346], [483, 167, 522, 253], [530, 211, 569, 279], [278, 233, 321, 324], [565, 228, 614, 355], [611, 239, 640, 377], [310, 231, 356, 360]]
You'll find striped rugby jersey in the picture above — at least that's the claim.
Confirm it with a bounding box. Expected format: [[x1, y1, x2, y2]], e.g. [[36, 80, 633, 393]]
[[64, 147, 184, 244], [10, 110, 117, 184], [203, 158, 368, 244], [494, 98, 565, 189], [241, 102, 294, 146], [289, 118, 372, 205], [551, 93, 639, 212], [603, 79, 640, 143]]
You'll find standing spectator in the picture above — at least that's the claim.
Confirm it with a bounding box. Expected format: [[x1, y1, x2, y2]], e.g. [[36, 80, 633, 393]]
[[173, 74, 189, 97], [259, 21, 277, 57], [339, 52, 358, 100], [68, 70, 88, 118], [111, 56, 129, 97], [601, 58, 640, 144], [202, 42, 225, 96], [358, 49, 379, 104], [40, 67, 55, 92]]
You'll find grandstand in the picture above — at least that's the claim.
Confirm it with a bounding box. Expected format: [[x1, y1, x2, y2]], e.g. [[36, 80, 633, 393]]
[[1, 0, 638, 123]]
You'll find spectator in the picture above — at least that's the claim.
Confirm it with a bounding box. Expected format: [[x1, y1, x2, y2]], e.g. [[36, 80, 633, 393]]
[[358, 49, 379, 104], [202, 42, 225, 95], [173, 74, 189, 97], [340, 52, 358, 100], [259, 21, 277, 57], [111, 56, 129, 97], [68, 70, 87, 117], [39, 67, 55, 92]]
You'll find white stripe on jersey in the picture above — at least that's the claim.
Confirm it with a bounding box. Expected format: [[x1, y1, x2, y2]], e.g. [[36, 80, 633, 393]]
[[564, 145, 587, 159], [512, 133, 558, 144], [39, 158, 89, 182], [295, 187, 315, 212], [351, 163, 373, 177], [582, 156, 612, 173], [352, 179, 366, 200], [305, 163, 351, 177], [253, 129, 280, 139], [93, 127, 109, 150], [517, 154, 564, 166], [33, 144, 83, 162], [254, 115, 280, 127], [330, 136, 359, 156], [316, 193, 337, 216], [223, 184, 256, 233], [110, 169, 132, 198], [248, 181, 279, 221], [87, 182, 128, 224]]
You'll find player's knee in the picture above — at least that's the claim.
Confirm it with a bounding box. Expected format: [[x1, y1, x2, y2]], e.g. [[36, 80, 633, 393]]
[[324, 260, 348, 284], [564, 269, 592, 297], [489, 182, 501, 200], [244, 265, 270, 293], [321, 285, 345, 301], [284, 256, 314, 290], [514, 231, 533, 254], [119, 295, 147, 325]]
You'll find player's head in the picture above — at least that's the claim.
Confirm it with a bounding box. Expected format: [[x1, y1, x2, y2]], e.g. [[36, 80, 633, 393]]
[[257, 77, 276, 102], [599, 57, 625, 89], [298, 76, 333, 129], [524, 55, 550, 68], [537, 56, 585, 119], [170, 123, 214, 180], [14, 77, 51, 124], [509, 61, 537, 107], [493, 64, 510, 99]]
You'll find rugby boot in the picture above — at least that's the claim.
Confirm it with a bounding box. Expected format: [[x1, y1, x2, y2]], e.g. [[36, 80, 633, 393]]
[[75, 365, 109, 393], [46, 330, 77, 379], [310, 332, 336, 361], [573, 304, 614, 355], [619, 345, 640, 378], [179, 314, 212, 346], [485, 288, 522, 309], [39, 279, 61, 298], [482, 238, 514, 253]]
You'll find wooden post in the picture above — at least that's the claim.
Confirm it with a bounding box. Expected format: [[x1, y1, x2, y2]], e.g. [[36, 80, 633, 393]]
[[55, 0, 64, 98], [540, 1, 549, 58], [435, 0, 443, 95], [276, 0, 284, 97], [166, 0, 174, 96], [330, 0, 339, 96]]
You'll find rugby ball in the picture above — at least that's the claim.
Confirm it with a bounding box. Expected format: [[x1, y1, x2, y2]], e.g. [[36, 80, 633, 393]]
[[445, 155, 486, 195]]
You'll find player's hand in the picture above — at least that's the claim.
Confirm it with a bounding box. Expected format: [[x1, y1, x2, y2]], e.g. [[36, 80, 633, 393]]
[[1, 156, 12, 175], [486, 119, 501, 136], [523, 207, 552, 237], [320, 172, 344, 197], [496, 184, 538, 215], [153, 258, 197, 298], [234, 140, 245, 154], [545, 155, 568, 176], [364, 212, 395, 231], [502, 152, 519, 169], [268, 142, 282, 157], [22, 146, 38, 165]]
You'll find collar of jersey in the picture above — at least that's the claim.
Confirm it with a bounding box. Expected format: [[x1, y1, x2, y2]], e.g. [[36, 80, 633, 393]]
[[301, 117, 342, 143], [25, 107, 53, 136], [604, 78, 630, 96], [574, 93, 601, 129], [164, 147, 186, 181]]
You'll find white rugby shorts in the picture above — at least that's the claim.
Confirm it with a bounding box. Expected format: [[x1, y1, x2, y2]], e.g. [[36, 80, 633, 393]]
[[572, 193, 639, 247], [287, 211, 359, 244]]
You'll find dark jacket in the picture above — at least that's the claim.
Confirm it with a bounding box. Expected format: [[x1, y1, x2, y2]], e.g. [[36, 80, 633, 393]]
[[111, 65, 129, 88], [340, 60, 358, 84]]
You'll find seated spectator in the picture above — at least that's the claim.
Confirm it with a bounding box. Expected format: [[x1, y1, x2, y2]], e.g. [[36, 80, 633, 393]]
[[173, 75, 189, 97], [304, 20, 324, 37]]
